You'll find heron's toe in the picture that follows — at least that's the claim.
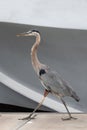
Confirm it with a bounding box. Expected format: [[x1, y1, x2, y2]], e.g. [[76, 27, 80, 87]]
[[18, 114, 37, 120], [61, 116, 77, 121]]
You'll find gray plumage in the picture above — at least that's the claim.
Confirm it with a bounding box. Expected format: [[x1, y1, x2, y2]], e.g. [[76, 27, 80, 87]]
[[39, 67, 80, 102]]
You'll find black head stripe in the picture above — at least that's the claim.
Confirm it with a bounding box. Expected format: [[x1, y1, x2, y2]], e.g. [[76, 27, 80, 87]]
[[31, 30, 40, 34], [39, 69, 46, 76]]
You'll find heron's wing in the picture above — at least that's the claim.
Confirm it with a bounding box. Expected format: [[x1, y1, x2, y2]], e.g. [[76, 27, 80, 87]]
[[40, 70, 72, 96]]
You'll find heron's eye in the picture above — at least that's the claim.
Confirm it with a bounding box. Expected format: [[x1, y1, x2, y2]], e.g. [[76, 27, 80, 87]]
[[39, 69, 46, 76]]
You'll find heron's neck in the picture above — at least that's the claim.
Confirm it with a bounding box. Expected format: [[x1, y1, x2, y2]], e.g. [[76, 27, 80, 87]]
[[31, 34, 41, 72]]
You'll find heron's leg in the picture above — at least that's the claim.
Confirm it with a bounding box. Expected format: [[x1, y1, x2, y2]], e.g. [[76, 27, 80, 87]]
[[61, 98, 77, 120], [19, 89, 49, 120]]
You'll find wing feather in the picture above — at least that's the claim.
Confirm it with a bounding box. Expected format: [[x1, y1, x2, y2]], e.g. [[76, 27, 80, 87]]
[[40, 69, 72, 96]]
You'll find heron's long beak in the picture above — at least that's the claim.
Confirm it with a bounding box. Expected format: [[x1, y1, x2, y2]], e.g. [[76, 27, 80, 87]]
[[16, 32, 29, 37]]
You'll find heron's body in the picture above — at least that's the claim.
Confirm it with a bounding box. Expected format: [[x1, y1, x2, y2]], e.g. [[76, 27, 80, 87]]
[[17, 30, 80, 120], [39, 68, 78, 100]]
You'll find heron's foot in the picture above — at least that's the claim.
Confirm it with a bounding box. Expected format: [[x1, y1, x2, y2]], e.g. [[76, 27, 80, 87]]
[[18, 114, 37, 120], [62, 116, 77, 121]]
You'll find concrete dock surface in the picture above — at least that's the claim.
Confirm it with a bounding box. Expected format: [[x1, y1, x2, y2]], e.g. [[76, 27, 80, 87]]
[[0, 113, 87, 130]]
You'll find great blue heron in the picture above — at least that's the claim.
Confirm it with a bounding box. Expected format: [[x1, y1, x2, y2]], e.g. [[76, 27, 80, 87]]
[[17, 30, 80, 120]]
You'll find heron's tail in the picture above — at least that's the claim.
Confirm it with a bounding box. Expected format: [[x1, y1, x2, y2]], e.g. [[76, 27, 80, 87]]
[[71, 91, 80, 102]]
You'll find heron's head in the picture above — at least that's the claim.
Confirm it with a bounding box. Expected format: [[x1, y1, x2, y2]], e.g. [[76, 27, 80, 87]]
[[17, 29, 40, 37]]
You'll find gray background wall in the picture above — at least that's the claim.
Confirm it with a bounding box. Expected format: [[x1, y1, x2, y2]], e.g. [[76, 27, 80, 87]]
[[0, 22, 87, 112]]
